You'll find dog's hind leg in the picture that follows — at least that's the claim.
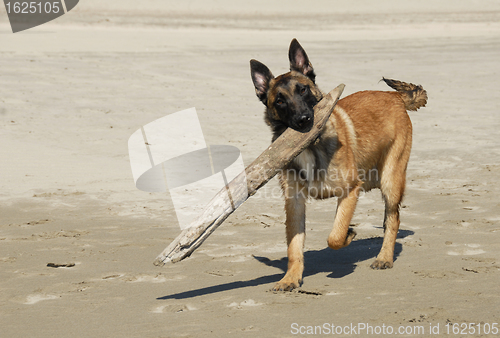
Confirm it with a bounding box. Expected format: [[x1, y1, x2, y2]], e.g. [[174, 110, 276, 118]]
[[327, 183, 361, 250], [371, 127, 412, 269], [273, 181, 307, 291], [370, 183, 404, 269]]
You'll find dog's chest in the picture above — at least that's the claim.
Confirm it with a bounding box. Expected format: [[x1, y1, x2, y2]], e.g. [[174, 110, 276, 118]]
[[290, 131, 352, 196], [292, 137, 337, 183], [293, 149, 317, 182]]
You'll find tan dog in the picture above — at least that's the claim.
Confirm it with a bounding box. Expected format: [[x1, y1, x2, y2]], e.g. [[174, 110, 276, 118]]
[[250, 39, 427, 291]]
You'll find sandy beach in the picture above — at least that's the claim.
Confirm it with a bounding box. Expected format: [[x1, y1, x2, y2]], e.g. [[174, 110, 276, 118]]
[[1, 1, 500, 337]]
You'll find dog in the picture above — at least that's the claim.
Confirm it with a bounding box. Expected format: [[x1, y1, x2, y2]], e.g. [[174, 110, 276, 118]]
[[250, 39, 427, 291]]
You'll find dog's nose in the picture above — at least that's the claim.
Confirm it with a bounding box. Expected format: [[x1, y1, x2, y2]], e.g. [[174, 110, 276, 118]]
[[297, 115, 311, 127]]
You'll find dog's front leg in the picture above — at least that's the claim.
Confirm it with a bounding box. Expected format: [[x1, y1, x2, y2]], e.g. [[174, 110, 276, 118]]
[[273, 182, 307, 291], [327, 183, 361, 250]]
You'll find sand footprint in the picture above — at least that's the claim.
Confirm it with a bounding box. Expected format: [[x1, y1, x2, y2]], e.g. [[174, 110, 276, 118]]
[[447, 243, 486, 256], [227, 299, 263, 309], [151, 304, 197, 313], [24, 294, 59, 305], [127, 274, 167, 283], [126, 274, 185, 283]]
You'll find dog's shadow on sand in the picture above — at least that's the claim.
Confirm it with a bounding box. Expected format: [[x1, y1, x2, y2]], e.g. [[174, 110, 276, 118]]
[[157, 229, 414, 300]]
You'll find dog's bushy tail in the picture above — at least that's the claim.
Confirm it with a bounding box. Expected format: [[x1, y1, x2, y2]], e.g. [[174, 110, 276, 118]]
[[382, 78, 427, 111]]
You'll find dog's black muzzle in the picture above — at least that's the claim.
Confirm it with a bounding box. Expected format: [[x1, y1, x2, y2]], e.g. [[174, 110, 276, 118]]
[[292, 113, 314, 133]]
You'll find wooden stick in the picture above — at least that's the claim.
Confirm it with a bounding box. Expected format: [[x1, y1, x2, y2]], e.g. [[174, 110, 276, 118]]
[[154, 84, 345, 266]]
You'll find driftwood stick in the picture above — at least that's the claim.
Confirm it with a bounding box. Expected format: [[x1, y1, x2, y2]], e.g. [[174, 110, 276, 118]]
[[154, 84, 345, 266]]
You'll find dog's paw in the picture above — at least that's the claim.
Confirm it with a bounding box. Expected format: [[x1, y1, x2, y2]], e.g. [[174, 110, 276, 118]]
[[327, 228, 357, 250], [370, 259, 393, 270], [346, 228, 357, 244], [272, 278, 301, 292]]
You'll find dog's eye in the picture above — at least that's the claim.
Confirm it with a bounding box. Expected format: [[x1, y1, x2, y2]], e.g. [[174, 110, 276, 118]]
[[276, 98, 285, 106], [300, 87, 308, 95]]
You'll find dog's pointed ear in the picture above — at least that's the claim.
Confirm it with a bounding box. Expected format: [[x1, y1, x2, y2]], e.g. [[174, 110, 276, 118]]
[[289, 39, 316, 82], [250, 59, 274, 104]]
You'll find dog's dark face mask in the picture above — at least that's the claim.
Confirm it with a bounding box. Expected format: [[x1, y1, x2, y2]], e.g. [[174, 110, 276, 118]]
[[268, 74, 318, 133], [250, 39, 323, 135]]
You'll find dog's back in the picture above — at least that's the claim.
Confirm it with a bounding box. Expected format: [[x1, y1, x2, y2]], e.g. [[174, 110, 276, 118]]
[[332, 79, 427, 176]]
